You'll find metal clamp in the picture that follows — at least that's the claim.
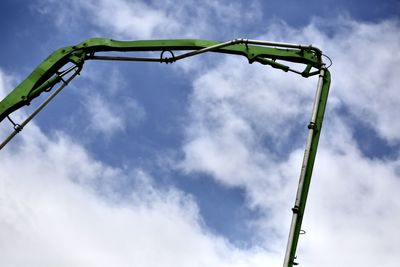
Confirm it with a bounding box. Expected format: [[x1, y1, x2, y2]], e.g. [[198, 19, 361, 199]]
[[7, 115, 23, 132], [160, 50, 175, 64]]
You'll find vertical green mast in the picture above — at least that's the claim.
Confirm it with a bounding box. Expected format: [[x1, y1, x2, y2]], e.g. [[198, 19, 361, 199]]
[[283, 67, 331, 267]]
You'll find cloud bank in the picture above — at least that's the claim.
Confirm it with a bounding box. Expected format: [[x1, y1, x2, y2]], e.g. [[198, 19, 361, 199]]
[[0, 70, 280, 267], [178, 18, 400, 266], [2, 1, 400, 266]]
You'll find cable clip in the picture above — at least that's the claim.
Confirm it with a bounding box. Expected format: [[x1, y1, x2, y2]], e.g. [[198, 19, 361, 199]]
[[292, 256, 299, 265], [292, 206, 299, 214], [160, 50, 175, 64], [307, 122, 316, 130], [56, 71, 69, 85], [7, 116, 23, 132]]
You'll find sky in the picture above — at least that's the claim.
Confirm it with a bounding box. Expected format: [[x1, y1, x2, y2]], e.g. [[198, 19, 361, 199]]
[[0, 0, 400, 266]]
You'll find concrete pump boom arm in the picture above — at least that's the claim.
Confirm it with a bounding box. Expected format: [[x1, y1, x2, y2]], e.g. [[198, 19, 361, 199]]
[[0, 38, 325, 122], [0, 38, 331, 267]]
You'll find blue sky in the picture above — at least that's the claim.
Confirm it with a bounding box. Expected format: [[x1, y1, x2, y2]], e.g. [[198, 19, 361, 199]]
[[1, 1, 400, 266]]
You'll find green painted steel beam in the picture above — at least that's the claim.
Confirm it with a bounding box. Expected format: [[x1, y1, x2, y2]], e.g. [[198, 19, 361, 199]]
[[0, 38, 332, 267], [0, 38, 322, 122], [284, 69, 331, 267]]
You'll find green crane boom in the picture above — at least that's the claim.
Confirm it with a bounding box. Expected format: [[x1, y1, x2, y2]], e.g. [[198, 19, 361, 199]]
[[0, 38, 331, 267]]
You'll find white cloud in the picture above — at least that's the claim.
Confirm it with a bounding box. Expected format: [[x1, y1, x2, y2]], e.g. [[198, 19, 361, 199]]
[[326, 19, 400, 143], [299, 117, 400, 267], [85, 93, 125, 135], [83, 92, 145, 137], [71, 67, 146, 138], [4, 1, 400, 265], [178, 54, 319, 241], [36, 0, 261, 39], [0, 69, 281, 267], [178, 18, 400, 266], [260, 18, 400, 143], [0, 133, 283, 267]]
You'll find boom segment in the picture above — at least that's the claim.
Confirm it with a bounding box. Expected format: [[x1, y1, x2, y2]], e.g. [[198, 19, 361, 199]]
[[0, 38, 331, 267], [0, 38, 324, 123]]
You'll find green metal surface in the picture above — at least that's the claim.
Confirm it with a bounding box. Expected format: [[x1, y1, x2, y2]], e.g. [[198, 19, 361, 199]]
[[0, 38, 331, 267], [286, 69, 331, 267], [0, 38, 322, 122]]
